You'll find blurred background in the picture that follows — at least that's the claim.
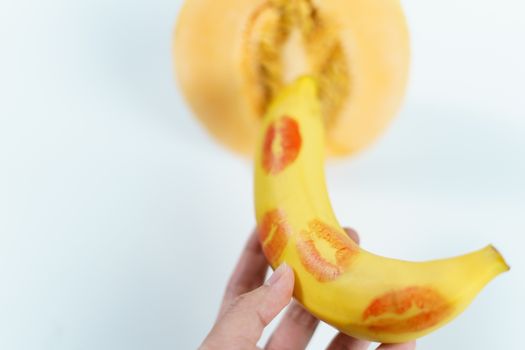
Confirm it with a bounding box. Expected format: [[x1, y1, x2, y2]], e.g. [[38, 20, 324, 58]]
[[0, 0, 523, 349]]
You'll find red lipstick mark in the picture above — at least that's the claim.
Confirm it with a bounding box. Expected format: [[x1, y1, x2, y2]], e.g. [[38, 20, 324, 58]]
[[262, 116, 302, 175], [296, 219, 358, 282], [258, 209, 292, 264], [363, 286, 451, 333]]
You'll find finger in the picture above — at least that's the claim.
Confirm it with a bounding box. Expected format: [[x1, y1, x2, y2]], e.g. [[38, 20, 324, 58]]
[[326, 332, 370, 350], [343, 227, 360, 244], [376, 342, 416, 350], [264, 301, 319, 350], [219, 229, 269, 317], [203, 264, 294, 349]]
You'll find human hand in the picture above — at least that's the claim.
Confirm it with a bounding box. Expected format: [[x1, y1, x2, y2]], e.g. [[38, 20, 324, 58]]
[[199, 228, 416, 350]]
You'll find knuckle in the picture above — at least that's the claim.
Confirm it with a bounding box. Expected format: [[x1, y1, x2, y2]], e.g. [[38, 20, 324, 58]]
[[231, 293, 248, 308], [225, 281, 258, 299]]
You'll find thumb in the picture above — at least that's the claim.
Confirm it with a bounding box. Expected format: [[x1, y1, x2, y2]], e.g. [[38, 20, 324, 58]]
[[201, 263, 294, 349]]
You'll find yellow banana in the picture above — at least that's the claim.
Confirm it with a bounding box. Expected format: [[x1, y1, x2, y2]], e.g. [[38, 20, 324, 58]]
[[254, 76, 509, 343]]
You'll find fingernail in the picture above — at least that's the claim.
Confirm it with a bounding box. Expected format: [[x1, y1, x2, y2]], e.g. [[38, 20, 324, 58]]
[[266, 263, 290, 286]]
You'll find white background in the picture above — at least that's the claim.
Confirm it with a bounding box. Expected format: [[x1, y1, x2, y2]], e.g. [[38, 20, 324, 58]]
[[0, 0, 523, 349]]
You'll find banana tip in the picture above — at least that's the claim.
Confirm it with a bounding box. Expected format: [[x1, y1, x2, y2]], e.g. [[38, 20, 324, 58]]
[[295, 75, 319, 95], [488, 244, 510, 272]]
